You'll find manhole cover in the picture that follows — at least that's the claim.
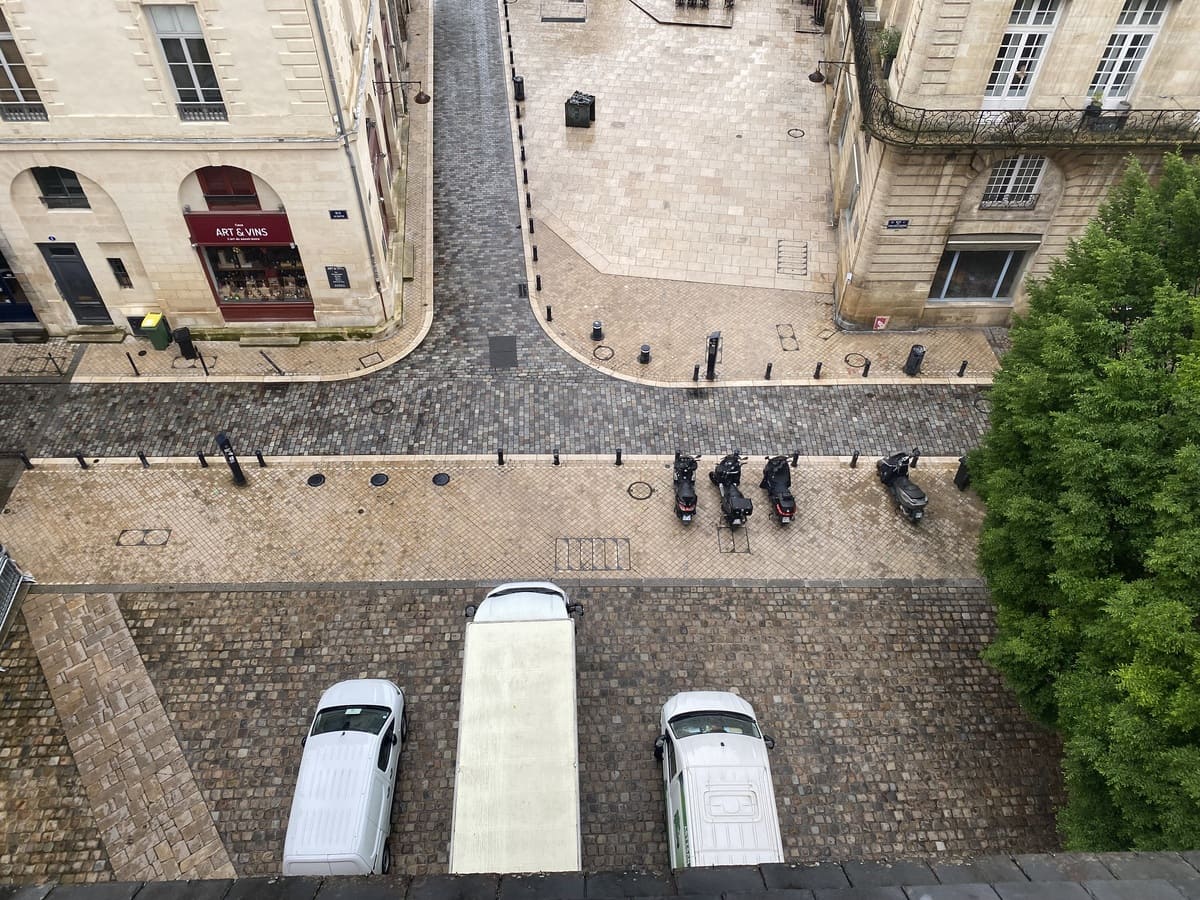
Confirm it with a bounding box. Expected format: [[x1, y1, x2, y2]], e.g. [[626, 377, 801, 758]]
[[433, 472, 451, 486], [787, 127, 805, 138], [974, 397, 993, 414], [307, 473, 326, 487], [370, 473, 389, 487], [844, 352, 868, 368], [593, 345, 614, 361], [627, 481, 653, 500], [370, 399, 394, 415]]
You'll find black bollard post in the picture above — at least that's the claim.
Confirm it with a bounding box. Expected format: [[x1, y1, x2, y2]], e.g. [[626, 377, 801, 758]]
[[138, 451, 149, 469], [850, 449, 859, 468], [910, 448, 921, 467], [528, 217, 535, 234], [515, 102, 520, 117], [256, 451, 266, 468], [76, 454, 88, 470], [791, 450, 799, 467], [639, 344, 651, 364], [518, 124, 524, 141], [523, 168, 528, 184], [532, 245, 538, 262], [693, 364, 700, 382], [536, 275, 542, 291], [674, 450, 681, 464], [958, 360, 968, 377], [198, 452, 208, 468], [498, 448, 505, 466], [546, 305, 553, 321], [526, 192, 531, 209], [197, 348, 209, 377], [862, 359, 871, 378], [813, 361, 822, 379], [553, 448, 560, 466], [615, 448, 623, 466], [591, 320, 604, 341], [705, 331, 720, 381], [521, 146, 526, 162], [216, 432, 247, 486], [126, 352, 140, 376], [765, 362, 772, 380], [18, 452, 32, 470]]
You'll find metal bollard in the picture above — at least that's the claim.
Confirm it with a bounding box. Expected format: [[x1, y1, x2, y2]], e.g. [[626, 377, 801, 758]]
[[862, 359, 871, 378], [515, 102, 520, 118], [138, 451, 149, 469], [813, 361, 822, 379], [591, 320, 604, 341], [518, 124, 524, 141], [532, 245, 538, 262], [523, 168, 528, 184], [498, 448, 505, 466], [526, 192, 531, 209], [198, 452, 208, 468], [126, 352, 140, 376], [18, 452, 32, 470], [790, 451, 799, 467], [765, 362, 772, 380], [553, 448, 560, 466], [615, 448, 623, 466], [521, 146, 526, 162], [76, 454, 88, 470], [958, 360, 968, 377], [910, 448, 921, 467], [546, 305, 553, 322], [256, 451, 266, 468], [216, 432, 247, 487], [528, 217, 535, 234], [692, 364, 700, 382], [536, 275, 542, 291], [639, 344, 651, 364], [850, 449, 859, 468]]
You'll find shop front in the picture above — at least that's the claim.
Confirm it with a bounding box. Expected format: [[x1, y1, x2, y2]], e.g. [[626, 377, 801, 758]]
[[185, 212, 315, 322]]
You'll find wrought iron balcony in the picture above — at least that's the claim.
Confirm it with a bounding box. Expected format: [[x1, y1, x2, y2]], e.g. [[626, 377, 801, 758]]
[[0, 102, 48, 122], [177, 102, 228, 122], [844, 0, 1200, 149], [979, 192, 1039, 211]]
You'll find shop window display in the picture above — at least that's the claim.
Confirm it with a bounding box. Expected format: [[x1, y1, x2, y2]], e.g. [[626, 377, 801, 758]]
[[206, 245, 310, 303]]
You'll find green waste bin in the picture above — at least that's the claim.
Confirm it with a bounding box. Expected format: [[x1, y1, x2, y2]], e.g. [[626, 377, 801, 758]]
[[140, 313, 171, 350]]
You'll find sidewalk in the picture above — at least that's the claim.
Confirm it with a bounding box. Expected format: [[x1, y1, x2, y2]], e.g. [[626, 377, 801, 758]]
[[0, 0, 1004, 388]]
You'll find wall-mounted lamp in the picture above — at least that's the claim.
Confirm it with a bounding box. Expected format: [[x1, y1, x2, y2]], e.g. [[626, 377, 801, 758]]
[[808, 60, 853, 84], [183, 204, 192, 213], [373, 79, 431, 105]]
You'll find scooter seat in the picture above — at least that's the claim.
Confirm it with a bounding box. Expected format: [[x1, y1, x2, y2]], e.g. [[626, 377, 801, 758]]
[[896, 477, 926, 504], [677, 482, 697, 502]]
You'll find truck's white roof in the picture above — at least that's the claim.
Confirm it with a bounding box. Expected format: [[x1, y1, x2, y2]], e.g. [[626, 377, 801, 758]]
[[284, 733, 378, 858], [679, 754, 784, 867], [450, 617, 580, 874]]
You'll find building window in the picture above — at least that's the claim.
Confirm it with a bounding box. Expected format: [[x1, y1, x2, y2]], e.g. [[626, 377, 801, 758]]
[[197, 166, 261, 210], [107, 258, 133, 289], [0, 10, 46, 121], [929, 249, 1026, 301], [32, 167, 90, 209], [985, 0, 1061, 106], [148, 5, 227, 121], [980, 156, 1045, 210], [1089, 0, 1167, 101]]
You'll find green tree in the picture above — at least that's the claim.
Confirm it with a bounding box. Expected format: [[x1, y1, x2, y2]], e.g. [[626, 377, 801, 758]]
[[971, 153, 1200, 848]]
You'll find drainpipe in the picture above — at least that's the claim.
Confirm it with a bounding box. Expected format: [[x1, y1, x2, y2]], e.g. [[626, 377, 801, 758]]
[[311, 0, 388, 322]]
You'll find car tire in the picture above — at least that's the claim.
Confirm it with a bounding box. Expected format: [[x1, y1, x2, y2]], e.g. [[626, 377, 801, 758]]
[[381, 839, 392, 875]]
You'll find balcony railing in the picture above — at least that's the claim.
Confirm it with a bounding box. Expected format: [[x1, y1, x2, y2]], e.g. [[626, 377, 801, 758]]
[[844, 0, 1200, 149], [0, 102, 48, 122], [979, 192, 1039, 211], [177, 102, 228, 122]]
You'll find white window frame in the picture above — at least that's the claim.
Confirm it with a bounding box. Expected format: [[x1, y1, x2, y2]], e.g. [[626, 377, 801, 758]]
[[984, 0, 1062, 110], [0, 10, 40, 104], [148, 5, 224, 111], [1089, 0, 1167, 104], [981, 155, 1046, 210]]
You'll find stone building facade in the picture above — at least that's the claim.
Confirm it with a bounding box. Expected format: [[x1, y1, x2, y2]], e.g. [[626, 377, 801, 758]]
[[0, 0, 417, 340], [814, 0, 1200, 329]]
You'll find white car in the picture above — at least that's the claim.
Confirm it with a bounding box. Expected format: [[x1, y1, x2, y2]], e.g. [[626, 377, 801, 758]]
[[282, 679, 408, 875], [654, 691, 784, 868]]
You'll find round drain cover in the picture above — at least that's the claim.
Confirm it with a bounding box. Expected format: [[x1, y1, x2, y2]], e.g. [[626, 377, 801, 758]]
[[432, 472, 451, 486], [307, 473, 326, 487], [627, 481, 653, 500], [370, 473, 389, 487]]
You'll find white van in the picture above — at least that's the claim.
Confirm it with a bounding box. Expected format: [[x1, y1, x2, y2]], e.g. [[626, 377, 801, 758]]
[[281, 679, 407, 875], [654, 691, 784, 868]]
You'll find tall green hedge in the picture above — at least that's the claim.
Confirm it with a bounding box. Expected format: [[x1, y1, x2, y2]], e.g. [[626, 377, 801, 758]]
[[971, 153, 1200, 849]]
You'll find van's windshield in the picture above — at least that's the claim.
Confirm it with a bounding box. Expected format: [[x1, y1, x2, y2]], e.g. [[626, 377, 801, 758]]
[[669, 712, 761, 740], [311, 705, 391, 736]]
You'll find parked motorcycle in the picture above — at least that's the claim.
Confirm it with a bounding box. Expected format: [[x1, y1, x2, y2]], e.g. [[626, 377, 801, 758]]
[[760, 455, 797, 524], [673, 452, 700, 523], [708, 452, 754, 527], [876, 450, 927, 523]]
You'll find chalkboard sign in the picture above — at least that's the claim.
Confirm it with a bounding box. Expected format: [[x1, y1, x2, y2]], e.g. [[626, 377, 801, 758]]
[[325, 266, 351, 289]]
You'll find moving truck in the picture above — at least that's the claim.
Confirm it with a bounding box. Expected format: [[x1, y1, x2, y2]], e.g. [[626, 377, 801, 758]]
[[449, 581, 582, 874], [653, 691, 784, 868]]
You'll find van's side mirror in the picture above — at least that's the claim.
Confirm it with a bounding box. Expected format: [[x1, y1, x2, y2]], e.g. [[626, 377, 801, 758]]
[[654, 735, 665, 762], [763, 735, 776, 750], [567, 602, 584, 618], [301, 736, 307, 747], [464, 604, 477, 619], [390, 732, 399, 746]]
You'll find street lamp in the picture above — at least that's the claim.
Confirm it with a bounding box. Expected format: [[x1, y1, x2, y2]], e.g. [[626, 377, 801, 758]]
[[373, 79, 431, 119], [808, 60, 853, 84]]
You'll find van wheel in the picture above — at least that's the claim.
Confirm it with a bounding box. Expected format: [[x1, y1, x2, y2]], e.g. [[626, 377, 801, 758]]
[[381, 839, 392, 875], [401, 710, 409, 744]]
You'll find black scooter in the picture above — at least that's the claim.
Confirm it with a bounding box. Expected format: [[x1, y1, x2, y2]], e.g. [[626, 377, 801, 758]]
[[673, 452, 700, 523], [709, 452, 753, 527], [876, 450, 927, 523], [760, 456, 797, 524]]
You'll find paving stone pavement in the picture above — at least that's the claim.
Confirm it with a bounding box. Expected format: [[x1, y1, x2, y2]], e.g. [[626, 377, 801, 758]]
[[21, 593, 236, 883]]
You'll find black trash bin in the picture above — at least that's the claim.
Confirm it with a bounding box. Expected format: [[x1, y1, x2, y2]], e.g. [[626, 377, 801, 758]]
[[513, 74, 525, 102], [573, 90, 595, 121], [903, 343, 926, 376], [954, 456, 971, 491], [565, 95, 590, 128], [173, 326, 199, 360]]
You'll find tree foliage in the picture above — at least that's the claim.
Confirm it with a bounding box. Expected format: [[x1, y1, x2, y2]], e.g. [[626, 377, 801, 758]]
[[971, 153, 1200, 849]]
